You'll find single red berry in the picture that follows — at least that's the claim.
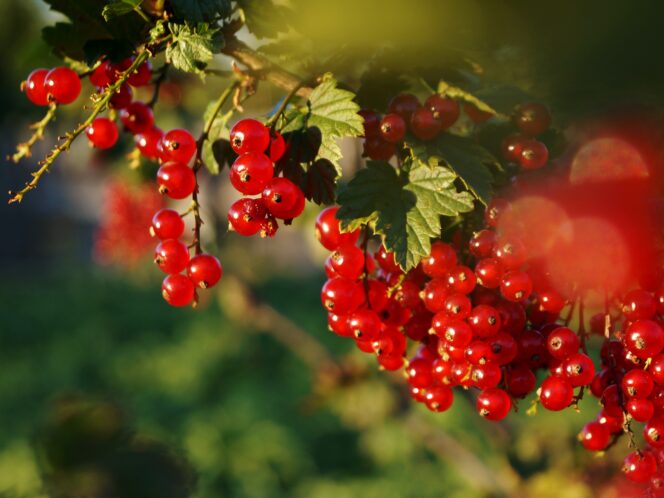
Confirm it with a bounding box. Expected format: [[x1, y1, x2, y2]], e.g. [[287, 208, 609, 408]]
[[162, 274, 195, 307], [262, 177, 303, 218], [89, 60, 112, 88], [496, 300, 527, 334], [368, 280, 390, 312], [374, 245, 401, 274], [488, 332, 518, 365], [492, 237, 526, 270], [622, 289, 657, 320], [23, 68, 49, 106], [539, 376, 574, 411], [379, 354, 405, 371], [86, 118, 119, 149], [109, 83, 133, 110], [506, 367, 536, 397], [622, 369, 654, 398], [135, 127, 164, 160], [469, 230, 496, 258], [500, 270, 532, 302], [437, 318, 473, 348], [380, 113, 406, 143], [161, 129, 197, 164], [228, 198, 265, 236], [320, 278, 364, 314], [105, 58, 132, 83], [657, 286, 664, 315], [623, 451, 657, 483], [651, 355, 664, 385], [538, 290, 565, 314], [407, 357, 434, 388], [628, 398, 654, 422], [230, 152, 274, 195], [187, 254, 222, 289], [596, 409, 623, 434], [230, 119, 270, 154], [119, 102, 154, 134], [410, 107, 442, 140], [447, 265, 476, 295], [315, 206, 360, 251], [154, 239, 190, 274], [442, 293, 472, 318], [513, 102, 551, 136], [348, 309, 382, 341], [387, 93, 420, 123], [474, 258, 503, 289], [563, 353, 595, 387], [463, 102, 493, 123], [471, 364, 502, 390], [645, 419, 664, 448], [484, 198, 510, 228], [425, 94, 459, 128], [501, 133, 526, 163], [476, 388, 511, 421], [277, 190, 305, 220], [328, 312, 352, 337], [358, 109, 381, 138], [422, 278, 449, 313], [464, 340, 492, 365], [393, 280, 421, 309], [362, 137, 396, 160], [330, 244, 365, 280], [546, 327, 580, 360], [128, 59, 152, 87], [156, 161, 196, 199], [425, 386, 454, 412], [624, 319, 664, 360], [600, 384, 624, 417], [578, 421, 610, 452], [519, 139, 548, 170], [151, 209, 184, 240], [467, 305, 501, 338], [373, 326, 406, 357], [44, 66, 81, 104], [422, 241, 457, 278], [268, 131, 286, 162]]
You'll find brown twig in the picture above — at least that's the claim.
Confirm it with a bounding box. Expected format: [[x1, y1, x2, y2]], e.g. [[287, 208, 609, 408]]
[[9, 103, 58, 163]]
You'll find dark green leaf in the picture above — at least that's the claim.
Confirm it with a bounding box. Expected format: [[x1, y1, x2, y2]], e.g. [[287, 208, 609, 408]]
[[275, 128, 322, 186], [169, 0, 231, 23], [165, 22, 222, 75], [202, 105, 233, 174], [302, 159, 337, 205], [102, 0, 143, 20], [236, 0, 291, 39], [473, 84, 535, 115], [209, 139, 235, 174]]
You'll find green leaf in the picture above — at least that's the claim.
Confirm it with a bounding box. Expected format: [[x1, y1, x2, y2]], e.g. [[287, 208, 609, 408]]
[[169, 0, 231, 23], [236, 0, 291, 39], [337, 161, 474, 270], [202, 105, 233, 174], [473, 84, 536, 115], [102, 0, 142, 20], [165, 22, 222, 75]]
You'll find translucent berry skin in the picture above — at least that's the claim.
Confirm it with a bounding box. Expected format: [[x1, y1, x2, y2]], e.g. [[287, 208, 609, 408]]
[[425, 94, 459, 128], [622, 451, 657, 483], [539, 290, 565, 314], [86, 118, 119, 149], [501, 133, 526, 163], [328, 312, 353, 337], [644, 419, 664, 448], [513, 102, 551, 136], [422, 241, 457, 278], [230, 119, 270, 154], [519, 139, 548, 170], [262, 178, 302, 218], [651, 355, 664, 385], [315, 206, 360, 251], [578, 421, 610, 452], [277, 190, 305, 220], [45, 66, 81, 104], [330, 244, 365, 280], [484, 198, 510, 228], [157, 162, 196, 199], [474, 258, 503, 289], [161, 129, 197, 164], [443, 293, 472, 319], [109, 84, 133, 110], [375, 245, 401, 274], [563, 353, 595, 387], [135, 127, 164, 160], [624, 319, 664, 360], [387, 93, 420, 123], [268, 131, 287, 162], [622, 369, 654, 398], [406, 357, 434, 388], [539, 376, 574, 411], [467, 305, 501, 338], [627, 398, 654, 422], [488, 332, 518, 365], [89, 61, 112, 88], [24, 68, 49, 106], [506, 367, 536, 397], [471, 364, 502, 390], [492, 238, 526, 270], [348, 309, 381, 341], [476, 388, 511, 421], [380, 113, 406, 143], [151, 209, 185, 240], [187, 254, 223, 289], [230, 152, 274, 195], [447, 266, 476, 295], [423, 278, 450, 313], [228, 198, 264, 236], [546, 327, 580, 360], [320, 278, 364, 314], [119, 102, 155, 134], [469, 230, 496, 258], [622, 289, 657, 320], [410, 107, 442, 141], [425, 386, 454, 412], [154, 239, 190, 274], [437, 318, 473, 348], [162, 274, 195, 307], [128, 60, 152, 87], [500, 271, 533, 302]]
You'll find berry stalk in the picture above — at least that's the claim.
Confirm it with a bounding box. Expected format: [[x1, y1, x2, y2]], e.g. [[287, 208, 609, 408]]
[[9, 102, 58, 163]]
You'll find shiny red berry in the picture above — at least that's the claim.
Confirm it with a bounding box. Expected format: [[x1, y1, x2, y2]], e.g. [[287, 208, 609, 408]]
[[425, 94, 459, 128], [519, 139, 548, 170], [578, 421, 610, 452], [627, 398, 654, 422], [268, 131, 286, 162], [622, 369, 654, 398], [476, 388, 511, 421], [230, 152, 274, 195], [467, 305, 501, 338], [45, 66, 81, 104], [157, 162, 196, 199], [513, 102, 551, 136], [348, 309, 381, 341], [162, 274, 195, 307], [151, 209, 184, 240], [128, 60, 152, 87], [622, 289, 657, 320], [406, 357, 434, 388], [410, 107, 442, 140], [119, 102, 154, 134], [539, 290, 565, 314], [546, 327, 580, 360], [230, 118, 270, 154], [358, 109, 381, 138], [563, 353, 595, 387], [422, 241, 457, 278], [315, 206, 360, 251], [24, 68, 49, 106], [328, 312, 352, 337], [228, 198, 265, 236], [154, 239, 190, 274], [624, 319, 664, 360], [501, 133, 526, 163], [161, 129, 197, 164], [539, 376, 574, 411], [86, 118, 119, 149], [425, 386, 454, 412], [506, 367, 536, 397], [187, 254, 222, 289], [89, 61, 111, 87], [644, 419, 664, 448], [380, 113, 406, 143], [109, 84, 133, 109], [422, 278, 449, 313], [387, 93, 420, 122], [320, 278, 364, 314], [469, 230, 496, 258], [135, 127, 164, 160], [474, 258, 503, 289], [471, 364, 502, 390], [488, 332, 518, 365], [330, 244, 365, 280], [484, 198, 510, 228], [623, 451, 657, 483], [492, 237, 526, 270], [375, 245, 401, 274], [500, 271, 532, 302], [447, 265, 476, 295], [442, 293, 472, 318], [262, 177, 303, 219]]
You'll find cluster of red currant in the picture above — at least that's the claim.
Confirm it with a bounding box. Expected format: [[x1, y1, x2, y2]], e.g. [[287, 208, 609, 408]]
[[226, 119, 304, 237], [23, 66, 81, 106], [501, 102, 552, 170]]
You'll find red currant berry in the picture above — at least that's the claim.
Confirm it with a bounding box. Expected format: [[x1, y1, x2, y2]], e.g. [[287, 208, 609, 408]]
[[262, 177, 302, 218], [425, 386, 454, 412], [488, 332, 518, 365], [348, 309, 381, 341], [500, 270, 532, 302], [546, 327, 580, 360], [447, 265, 476, 295], [362, 137, 396, 160], [578, 421, 610, 452], [563, 353, 595, 387], [380, 113, 406, 143], [406, 357, 434, 388], [464, 340, 492, 365], [623, 451, 657, 483], [492, 238, 526, 270], [268, 131, 287, 162], [538, 290, 565, 314], [375, 245, 401, 274], [358, 109, 381, 138], [154, 239, 190, 274], [476, 388, 511, 421], [651, 355, 664, 385], [277, 190, 305, 220], [394, 280, 421, 309], [624, 319, 664, 360], [105, 58, 132, 83], [23, 68, 49, 106], [151, 209, 185, 240], [387, 93, 420, 123], [501, 133, 526, 163], [330, 244, 365, 280], [645, 419, 664, 448], [109, 84, 133, 110], [539, 376, 574, 411], [506, 367, 536, 397], [410, 107, 442, 140], [496, 300, 527, 334], [513, 102, 551, 136], [422, 242, 457, 278], [379, 354, 405, 371], [161, 129, 197, 164], [119, 102, 155, 134], [622, 289, 657, 320], [442, 293, 472, 318], [162, 274, 195, 307], [437, 318, 473, 348], [422, 278, 449, 313], [484, 198, 510, 228], [425, 94, 459, 128], [467, 305, 501, 338], [230, 152, 274, 195], [128, 60, 152, 87], [315, 206, 360, 251], [320, 278, 364, 314], [156, 162, 196, 199], [89, 60, 112, 88], [328, 312, 352, 337], [471, 364, 502, 390], [230, 119, 270, 154], [622, 369, 654, 398], [628, 398, 654, 422], [469, 230, 496, 258], [228, 198, 265, 236], [474, 258, 503, 289], [187, 254, 222, 289], [135, 127, 164, 160], [260, 215, 279, 238], [519, 139, 548, 170], [86, 118, 119, 149], [600, 384, 624, 417], [44, 66, 81, 104]]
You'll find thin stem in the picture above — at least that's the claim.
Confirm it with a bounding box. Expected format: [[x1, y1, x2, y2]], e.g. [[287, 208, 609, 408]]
[[266, 81, 304, 131], [9, 103, 58, 163], [133, 5, 150, 22], [147, 63, 169, 108], [8, 50, 151, 204], [563, 298, 577, 327]]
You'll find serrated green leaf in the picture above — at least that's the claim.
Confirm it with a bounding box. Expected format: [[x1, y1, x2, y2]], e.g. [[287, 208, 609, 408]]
[[170, 0, 231, 23], [165, 22, 222, 75], [337, 161, 474, 269], [102, 0, 142, 20], [437, 80, 502, 118]]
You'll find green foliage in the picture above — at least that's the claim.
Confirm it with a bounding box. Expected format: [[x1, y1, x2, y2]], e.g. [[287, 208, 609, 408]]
[[169, 0, 232, 23], [165, 22, 223, 75], [236, 0, 292, 39], [102, 0, 143, 21], [337, 161, 474, 269], [202, 103, 233, 174]]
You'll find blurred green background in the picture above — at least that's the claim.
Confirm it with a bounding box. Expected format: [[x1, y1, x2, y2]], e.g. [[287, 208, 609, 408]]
[[2, 1, 663, 497]]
